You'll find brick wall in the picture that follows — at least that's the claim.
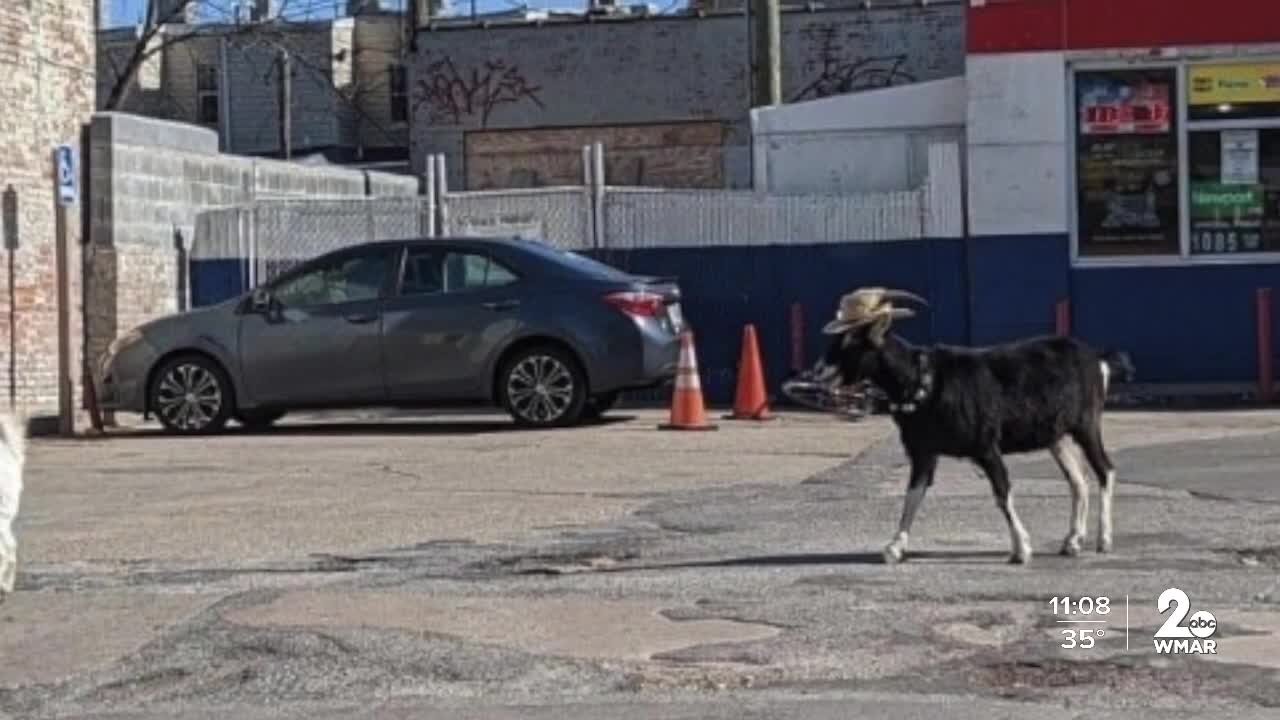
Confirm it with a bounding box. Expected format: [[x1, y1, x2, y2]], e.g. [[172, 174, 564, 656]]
[[0, 0, 95, 422], [464, 122, 726, 190], [410, 5, 966, 189]]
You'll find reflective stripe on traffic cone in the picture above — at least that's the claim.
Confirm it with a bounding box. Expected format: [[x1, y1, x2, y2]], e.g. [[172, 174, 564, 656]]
[[725, 323, 774, 421], [659, 331, 718, 431]]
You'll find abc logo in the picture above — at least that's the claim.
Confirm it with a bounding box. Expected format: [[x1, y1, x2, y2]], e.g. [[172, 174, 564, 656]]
[[1187, 610, 1217, 639]]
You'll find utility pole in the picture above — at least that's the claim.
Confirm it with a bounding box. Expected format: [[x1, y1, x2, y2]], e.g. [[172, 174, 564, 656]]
[[277, 48, 292, 160], [751, 0, 781, 107]]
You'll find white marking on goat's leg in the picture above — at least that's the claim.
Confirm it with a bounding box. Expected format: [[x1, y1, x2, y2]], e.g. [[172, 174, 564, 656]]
[[0, 524, 15, 596], [1100, 360, 1111, 395], [997, 492, 1033, 565], [1050, 439, 1089, 557], [884, 484, 927, 564], [1098, 469, 1116, 553]]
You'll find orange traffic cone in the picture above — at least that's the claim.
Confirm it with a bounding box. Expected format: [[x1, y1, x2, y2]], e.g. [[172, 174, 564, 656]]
[[659, 331, 718, 431], [725, 324, 774, 421]]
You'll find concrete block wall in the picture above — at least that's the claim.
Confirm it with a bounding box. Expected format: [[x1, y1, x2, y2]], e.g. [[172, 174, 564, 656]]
[[0, 0, 95, 421], [410, 5, 966, 190], [85, 112, 419, 385]]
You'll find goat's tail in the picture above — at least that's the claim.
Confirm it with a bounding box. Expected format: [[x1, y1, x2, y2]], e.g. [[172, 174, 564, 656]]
[[0, 411, 27, 466], [1100, 350, 1136, 388]]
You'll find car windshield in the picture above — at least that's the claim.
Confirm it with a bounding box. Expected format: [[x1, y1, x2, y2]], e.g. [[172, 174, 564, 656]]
[[515, 239, 634, 281]]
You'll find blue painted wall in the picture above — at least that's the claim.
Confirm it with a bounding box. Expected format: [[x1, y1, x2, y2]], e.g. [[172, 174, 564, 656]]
[[189, 234, 1280, 403], [589, 239, 970, 403], [966, 234, 1070, 345], [1072, 263, 1280, 384]]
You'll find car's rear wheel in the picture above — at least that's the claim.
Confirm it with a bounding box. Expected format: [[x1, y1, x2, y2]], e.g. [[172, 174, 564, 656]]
[[499, 345, 588, 428], [149, 354, 233, 435], [235, 408, 286, 430]]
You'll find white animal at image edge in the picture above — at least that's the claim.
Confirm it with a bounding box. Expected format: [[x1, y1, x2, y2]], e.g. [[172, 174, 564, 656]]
[[0, 411, 27, 598]]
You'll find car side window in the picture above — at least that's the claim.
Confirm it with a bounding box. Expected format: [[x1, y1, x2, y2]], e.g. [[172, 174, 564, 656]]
[[272, 249, 391, 307], [400, 249, 518, 296], [400, 249, 445, 296], [443, 252, 518, 291]]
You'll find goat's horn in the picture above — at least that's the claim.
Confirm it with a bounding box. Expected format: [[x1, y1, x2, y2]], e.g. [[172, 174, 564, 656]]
[[882, 289, 928, 307]]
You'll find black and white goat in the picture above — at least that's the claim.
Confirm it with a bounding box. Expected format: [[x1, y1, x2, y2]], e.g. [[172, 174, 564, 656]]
[[809, 287, 1134, 565]]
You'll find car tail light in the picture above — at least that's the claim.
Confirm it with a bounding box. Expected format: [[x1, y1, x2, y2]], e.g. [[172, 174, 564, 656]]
[[603, 291, 665, 318]]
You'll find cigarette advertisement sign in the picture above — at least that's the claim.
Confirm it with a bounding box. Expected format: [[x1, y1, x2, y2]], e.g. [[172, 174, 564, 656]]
[[1189, 182, 1264, 254], [1078, 74, 1172, 135], [1189, 63, 1280, 106]]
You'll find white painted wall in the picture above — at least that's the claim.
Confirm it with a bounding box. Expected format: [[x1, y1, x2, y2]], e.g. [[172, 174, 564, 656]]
[[750, 77, 967, 194], [965, 51, 1069, 236]]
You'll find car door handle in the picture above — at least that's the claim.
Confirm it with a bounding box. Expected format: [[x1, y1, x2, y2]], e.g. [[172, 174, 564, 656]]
[[482, 300, 520, 311], [344, 312, 378, 324]]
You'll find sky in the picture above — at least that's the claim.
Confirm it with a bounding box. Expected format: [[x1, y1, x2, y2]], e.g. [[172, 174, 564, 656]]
[[106, 0, 566, 27]]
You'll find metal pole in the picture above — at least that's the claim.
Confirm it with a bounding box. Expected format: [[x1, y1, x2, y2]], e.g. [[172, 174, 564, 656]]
[[592, 142, 606, 249], [53, 160, 73, 436], [751, 0, 781, 107], [423, 157, 437, 238], [278, 49, 292, 160], [434, 153, 449, 235]]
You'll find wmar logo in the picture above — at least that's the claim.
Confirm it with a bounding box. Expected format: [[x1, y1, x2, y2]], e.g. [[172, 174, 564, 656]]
[[1154, 588, 1218, 655]]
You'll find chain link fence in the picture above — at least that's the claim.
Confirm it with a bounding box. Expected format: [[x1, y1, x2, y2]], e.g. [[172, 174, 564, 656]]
[[189, 141, 962, 306], [442, 187, 593, 250]]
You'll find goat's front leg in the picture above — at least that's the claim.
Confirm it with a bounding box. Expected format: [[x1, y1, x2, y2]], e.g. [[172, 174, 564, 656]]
[[975, 452, 1032, 565], [0, 522, 15, 596], [1049, 439, 1089, 557], [884, 453, 938, 564]]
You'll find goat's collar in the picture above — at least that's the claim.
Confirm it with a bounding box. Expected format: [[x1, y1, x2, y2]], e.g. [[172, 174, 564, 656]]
[[886, 351, 934, 415]]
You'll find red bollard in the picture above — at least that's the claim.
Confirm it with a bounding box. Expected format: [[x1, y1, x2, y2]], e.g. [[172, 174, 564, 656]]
[[1258, 288, 1273, 404], [1055, 298, 1071, 337], [790, 302, 805, 372]]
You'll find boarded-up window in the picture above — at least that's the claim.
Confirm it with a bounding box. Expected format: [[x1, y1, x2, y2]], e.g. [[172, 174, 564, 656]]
[[464, 122, 726, 191]]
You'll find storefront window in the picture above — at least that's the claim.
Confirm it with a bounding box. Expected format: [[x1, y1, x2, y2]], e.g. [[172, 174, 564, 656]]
[[1187, 130, 1280, 253], [1187, 62, 1280, 256], [1074, 68, 1181, 257]]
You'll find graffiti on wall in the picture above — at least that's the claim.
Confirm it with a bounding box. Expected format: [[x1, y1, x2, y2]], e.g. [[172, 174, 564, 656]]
[[792, 24, 917, 102], [413, 56, 545, 126]]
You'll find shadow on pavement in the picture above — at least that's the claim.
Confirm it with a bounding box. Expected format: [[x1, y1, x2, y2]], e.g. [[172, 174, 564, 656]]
[[517, 550, 1014, 575], [106, 415, 636, 439]]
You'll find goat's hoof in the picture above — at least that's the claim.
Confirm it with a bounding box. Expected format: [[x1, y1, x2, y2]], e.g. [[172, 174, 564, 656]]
[[1007, 551, 1032, 565], [1097, 538, 1113, 554], [883, 544, 905, 564], [1060, 538, 1083, 557]]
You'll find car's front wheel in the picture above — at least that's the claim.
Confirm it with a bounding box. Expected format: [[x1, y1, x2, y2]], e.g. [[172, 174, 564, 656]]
[[149, 354, 234, 435], [499, 345, 588, 428]]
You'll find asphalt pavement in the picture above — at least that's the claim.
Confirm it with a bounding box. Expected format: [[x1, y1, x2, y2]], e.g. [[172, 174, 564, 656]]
[[2, 407, 1278, 719]]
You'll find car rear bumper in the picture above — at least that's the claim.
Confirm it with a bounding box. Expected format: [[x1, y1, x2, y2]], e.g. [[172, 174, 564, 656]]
[[590, 318, 681, 393]]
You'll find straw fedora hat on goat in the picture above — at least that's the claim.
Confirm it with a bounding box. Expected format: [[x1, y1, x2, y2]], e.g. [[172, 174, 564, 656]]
[[821, 287, 929, 336]]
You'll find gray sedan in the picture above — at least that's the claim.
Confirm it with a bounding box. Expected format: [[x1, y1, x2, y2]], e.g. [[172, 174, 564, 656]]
[[96, 237, 685, 434]]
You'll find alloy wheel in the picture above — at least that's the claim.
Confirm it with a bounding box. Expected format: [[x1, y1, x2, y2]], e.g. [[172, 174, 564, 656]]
[[506, 354, 575, 424], [155, 362, 224, 432]]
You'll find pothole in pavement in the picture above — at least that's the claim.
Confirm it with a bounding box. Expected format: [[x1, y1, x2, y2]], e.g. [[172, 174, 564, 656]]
[[1219, 545, 1280, 569], [904, 653, 1280, 709]]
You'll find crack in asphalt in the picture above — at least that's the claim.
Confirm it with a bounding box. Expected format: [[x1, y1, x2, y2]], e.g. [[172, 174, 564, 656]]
[[8, 429, 1280, 716]]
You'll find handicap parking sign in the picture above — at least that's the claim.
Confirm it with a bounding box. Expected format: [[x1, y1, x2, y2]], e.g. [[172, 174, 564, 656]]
[[55, 145, 77, 207]]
